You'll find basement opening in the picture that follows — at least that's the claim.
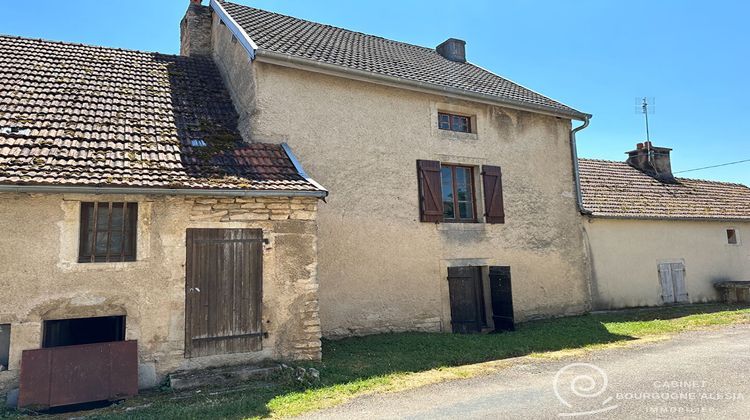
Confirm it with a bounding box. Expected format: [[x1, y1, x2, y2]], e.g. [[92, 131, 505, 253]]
[[1, 324, 10, 370], [42, 316, 125, 348]]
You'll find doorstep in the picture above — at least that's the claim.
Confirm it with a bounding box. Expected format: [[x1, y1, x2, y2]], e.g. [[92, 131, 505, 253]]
[[169, 364, 282, 391]]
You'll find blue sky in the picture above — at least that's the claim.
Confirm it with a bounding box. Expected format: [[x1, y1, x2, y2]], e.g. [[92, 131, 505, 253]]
[[2, 1, 748, 184]]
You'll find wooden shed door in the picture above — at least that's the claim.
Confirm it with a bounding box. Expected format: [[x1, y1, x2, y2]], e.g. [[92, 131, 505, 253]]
[[658, 262, 688, 304], [447, 266, 485, 334], [185, 228, 263, 358], [489, 266, 515, 331]]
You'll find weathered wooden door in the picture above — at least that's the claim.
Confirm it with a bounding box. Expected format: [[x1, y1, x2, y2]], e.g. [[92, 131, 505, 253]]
[[658, 262, 688, 304], [489, 266, 515, 331], [447, 266, 485, 334], [185, 228, 263, 357]]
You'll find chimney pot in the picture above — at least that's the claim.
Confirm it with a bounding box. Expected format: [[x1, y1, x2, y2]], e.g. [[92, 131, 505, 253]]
[[190, 0, 201, 4], [636, 142, 644, 150], [436, 38, 466, 63]]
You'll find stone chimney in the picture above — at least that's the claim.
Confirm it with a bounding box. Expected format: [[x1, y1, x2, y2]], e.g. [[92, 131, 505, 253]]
[[180, 0, 213, 57], [436, 38, 466, 63], [626, 141, 676, 182]]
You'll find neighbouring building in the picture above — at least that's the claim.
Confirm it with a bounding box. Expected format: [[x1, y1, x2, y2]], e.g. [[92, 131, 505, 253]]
[[580, 142, 750, 309], [0, 33, 326, 402], [186, 0, 594, 337]]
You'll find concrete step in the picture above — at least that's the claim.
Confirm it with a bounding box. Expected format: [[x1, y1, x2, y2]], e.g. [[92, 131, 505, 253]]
[[169, 364, 281, 391]]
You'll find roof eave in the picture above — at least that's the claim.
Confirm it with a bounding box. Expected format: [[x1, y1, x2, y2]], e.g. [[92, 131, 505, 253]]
[[254, 49, 591, 121], [0, 184, 328, 198], [586, 213, 750, 223], [210, 0, 589, 121]]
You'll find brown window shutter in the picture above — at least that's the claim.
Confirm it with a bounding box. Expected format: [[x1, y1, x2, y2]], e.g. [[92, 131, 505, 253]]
[[417, 160, 444, 223], [482, 165, 505, 224]]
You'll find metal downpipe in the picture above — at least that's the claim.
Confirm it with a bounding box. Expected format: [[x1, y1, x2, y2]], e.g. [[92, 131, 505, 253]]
[[570, 116, 592, 214]]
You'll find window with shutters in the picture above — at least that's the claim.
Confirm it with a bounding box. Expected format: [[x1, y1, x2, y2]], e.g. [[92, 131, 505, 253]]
[[79, 202, 138, 263], [418, 160, 505, 224], [441, 164, 477, 222], [438, 112, 472, 133]]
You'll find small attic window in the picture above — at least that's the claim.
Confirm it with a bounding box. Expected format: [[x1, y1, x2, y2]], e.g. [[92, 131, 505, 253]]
[[190, 139, 207, 147], [0, 127, 31, 135], [727, 229, 738, 245], [438, 112, 472, 133]]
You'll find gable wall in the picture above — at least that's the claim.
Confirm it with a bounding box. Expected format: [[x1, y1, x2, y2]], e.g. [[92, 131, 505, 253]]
[[584, 218, 750, 309]]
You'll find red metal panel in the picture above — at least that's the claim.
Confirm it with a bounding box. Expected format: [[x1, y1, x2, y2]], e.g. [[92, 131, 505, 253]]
[[48, 344, 111, 407], [109, 340, 139, 399], [19, 340, 138, 409], [18, 349, 52, 409]]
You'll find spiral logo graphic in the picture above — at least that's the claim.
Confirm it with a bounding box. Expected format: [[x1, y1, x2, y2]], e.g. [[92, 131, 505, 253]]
[[553, 363, 618, 416]]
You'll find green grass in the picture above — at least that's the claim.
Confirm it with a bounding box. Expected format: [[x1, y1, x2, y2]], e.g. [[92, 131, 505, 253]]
[[7, 304, 749, 419]]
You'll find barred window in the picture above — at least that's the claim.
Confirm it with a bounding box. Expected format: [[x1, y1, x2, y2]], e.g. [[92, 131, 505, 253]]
[[79, 202, 138, 263]]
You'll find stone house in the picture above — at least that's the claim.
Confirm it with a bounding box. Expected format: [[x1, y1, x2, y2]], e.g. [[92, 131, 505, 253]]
[[185, 0, 594, 337], [0, 33, 326, 400], [580, 142, 750, 309], [0, 0, 597, 404]]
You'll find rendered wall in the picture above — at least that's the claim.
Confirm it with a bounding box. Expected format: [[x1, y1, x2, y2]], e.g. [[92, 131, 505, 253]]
[[0, 193, 320, 392], [210, 16, 591, 337], [584, 218, 750, 309]]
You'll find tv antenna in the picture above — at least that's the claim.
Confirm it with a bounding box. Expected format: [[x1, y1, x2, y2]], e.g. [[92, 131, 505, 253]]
[[635, 97, 655, 142]]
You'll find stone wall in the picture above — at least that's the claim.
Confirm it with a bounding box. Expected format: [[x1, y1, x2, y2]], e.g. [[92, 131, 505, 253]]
[[189, 196, 316, 222], [180, 3, 213, 57], [0, 192, 321, 393]]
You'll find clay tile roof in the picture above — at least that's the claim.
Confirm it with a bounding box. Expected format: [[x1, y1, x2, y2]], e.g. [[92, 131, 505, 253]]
[[579, 158, 750, 220], [219, 1, 587, 119], [0, 35, 324, 193]]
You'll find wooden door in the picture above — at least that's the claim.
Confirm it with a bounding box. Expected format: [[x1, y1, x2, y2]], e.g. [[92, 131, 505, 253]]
[[658, 262, 688, 304], [489, 266, 515, 331], [671, 264, 689, 303], [447, 266, 484, 334], [185, 228, 263, 357]]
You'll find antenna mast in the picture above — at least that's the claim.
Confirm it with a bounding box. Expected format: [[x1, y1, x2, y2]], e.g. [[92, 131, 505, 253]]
[[635, 97, 655, 142], [642, 97, 650, 142]]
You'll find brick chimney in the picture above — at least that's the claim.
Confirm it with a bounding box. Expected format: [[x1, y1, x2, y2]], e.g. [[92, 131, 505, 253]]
[[436, 38, 466, 63], [180, 0, 213, 57], [626, 141, 676, 182]]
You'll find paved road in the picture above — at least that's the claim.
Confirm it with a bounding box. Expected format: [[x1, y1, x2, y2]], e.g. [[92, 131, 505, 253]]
[[301, 324, 750, 419]]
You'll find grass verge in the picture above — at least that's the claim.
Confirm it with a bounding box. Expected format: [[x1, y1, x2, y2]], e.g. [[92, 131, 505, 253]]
[[7, 304, 749, 419]]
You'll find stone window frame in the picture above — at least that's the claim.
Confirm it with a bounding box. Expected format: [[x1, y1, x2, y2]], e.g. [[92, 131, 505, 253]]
[[430, 102, 480, 142], [78, 202, 139, 263], [59, 195, 152, 272]]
